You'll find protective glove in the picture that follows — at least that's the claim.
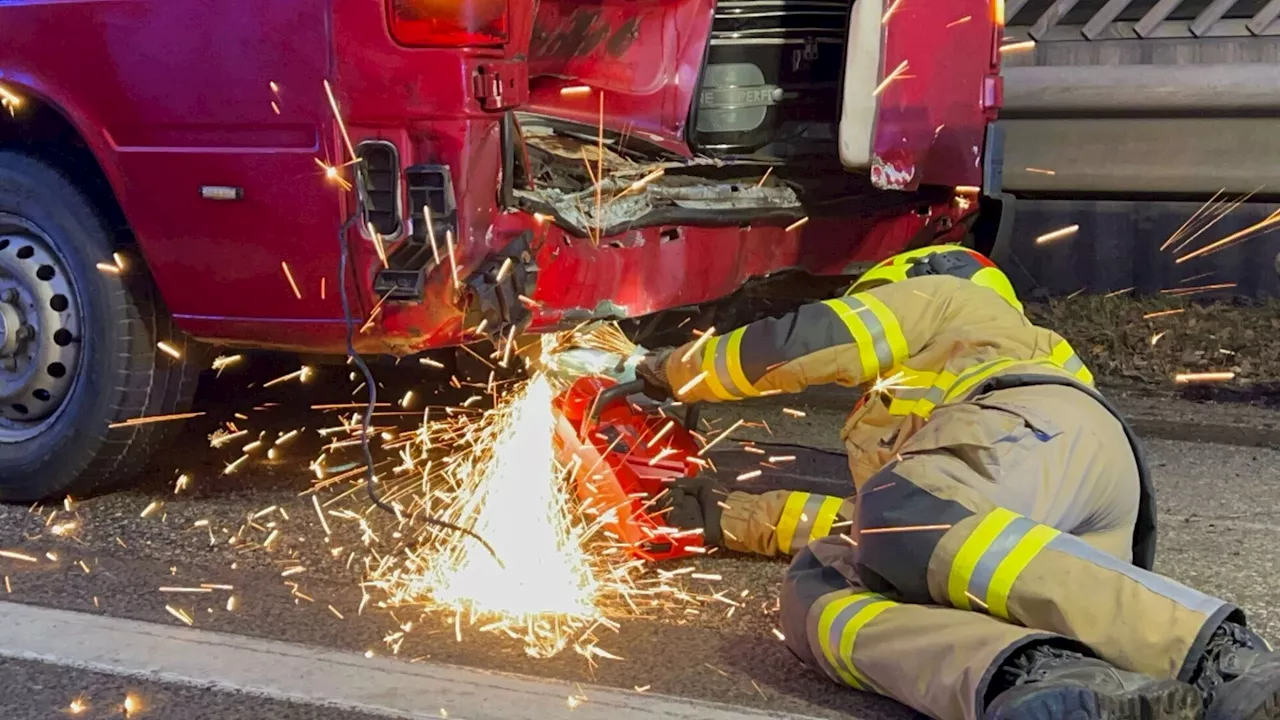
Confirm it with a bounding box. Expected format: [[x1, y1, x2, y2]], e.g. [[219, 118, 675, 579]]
[[651, 476, 725, 548], [632, 348, 675, 401]]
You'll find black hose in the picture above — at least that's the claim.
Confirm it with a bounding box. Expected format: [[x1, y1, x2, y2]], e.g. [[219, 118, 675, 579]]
[[336, 215, 502, 564]]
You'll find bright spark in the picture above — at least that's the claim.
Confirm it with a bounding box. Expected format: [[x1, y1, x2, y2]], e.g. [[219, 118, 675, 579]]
[[1174, 371, 1235, 384], [372, 376, 601, 657], [1000, 40, 1036, 53], [281, 261, 303, 299], [0, 83, 22, 115], [881, 0, 903, 23], [1035, 224, 1079, 245], [872, 61, 910, 96], [0, 550, 37, 563], [785, 216, 810, 233], [680, 327, 716, 363]]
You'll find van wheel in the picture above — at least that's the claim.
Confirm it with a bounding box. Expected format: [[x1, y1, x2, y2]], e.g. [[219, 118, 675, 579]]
[[0, 152, 200, 502]]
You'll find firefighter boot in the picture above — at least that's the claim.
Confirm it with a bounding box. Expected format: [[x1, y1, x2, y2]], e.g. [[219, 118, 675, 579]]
[[1195, 621, 1280, 720], [985, 644, 1204, 720]]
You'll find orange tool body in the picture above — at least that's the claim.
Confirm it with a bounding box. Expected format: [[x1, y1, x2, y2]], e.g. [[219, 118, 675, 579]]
[[552, 377, 704, 561]]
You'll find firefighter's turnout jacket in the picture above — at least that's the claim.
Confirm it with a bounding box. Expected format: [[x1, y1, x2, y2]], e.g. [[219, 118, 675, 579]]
[[660, 274, 1239, 720]]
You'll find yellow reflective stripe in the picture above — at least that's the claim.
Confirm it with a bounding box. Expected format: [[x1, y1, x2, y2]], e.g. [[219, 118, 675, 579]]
[[818, 592, 879, 688], [888, 397, 915, 416], [723, 327, 760, 397], [884, 368, 936, 416], [774, 492, 811, 555], [1050, 341, 1074, 366], [837, 600, 896, 689], [822, 299, 881, 380], [1074, 363, 1095, 385], [986, 524, 1061, 619], [1051, 340, 1095, 386], [698, 335, 736, 400], [809, 496, 846, 541], [852, 293, 909, 365], [910, 371, 956, 418], [947, 507, 1019, 610]]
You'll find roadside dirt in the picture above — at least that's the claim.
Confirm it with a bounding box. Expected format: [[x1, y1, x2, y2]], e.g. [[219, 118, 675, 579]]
[[1026, 295, 1280, 405]]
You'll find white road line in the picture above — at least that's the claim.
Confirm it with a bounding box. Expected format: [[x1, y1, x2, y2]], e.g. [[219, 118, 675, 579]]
[[0, 601, 824, 720]]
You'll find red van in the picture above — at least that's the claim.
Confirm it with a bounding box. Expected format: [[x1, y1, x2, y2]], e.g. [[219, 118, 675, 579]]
[[0, 0, 1008, 500]]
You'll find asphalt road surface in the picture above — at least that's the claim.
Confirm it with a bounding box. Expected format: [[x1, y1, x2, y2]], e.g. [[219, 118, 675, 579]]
[[0, 364, 1277, 719]]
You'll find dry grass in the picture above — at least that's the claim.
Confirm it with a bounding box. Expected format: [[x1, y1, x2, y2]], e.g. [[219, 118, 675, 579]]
[[1027, 296, 1280, 390]]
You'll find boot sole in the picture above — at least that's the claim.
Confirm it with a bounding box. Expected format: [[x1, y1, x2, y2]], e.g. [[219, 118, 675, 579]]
[[1208, 680, 1280, 720], [998, 679, 1203, 720], [1241, 691, 1280, 720]]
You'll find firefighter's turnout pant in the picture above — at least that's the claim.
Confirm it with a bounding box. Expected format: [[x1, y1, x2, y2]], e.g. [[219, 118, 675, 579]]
[[776, 383, 1241, 720]]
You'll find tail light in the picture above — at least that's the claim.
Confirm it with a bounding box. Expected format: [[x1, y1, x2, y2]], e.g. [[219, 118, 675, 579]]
[[387, 0, 507, 47]]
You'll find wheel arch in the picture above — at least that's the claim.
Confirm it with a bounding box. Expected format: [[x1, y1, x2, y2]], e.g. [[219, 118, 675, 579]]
[[0, 80, 133, 250]]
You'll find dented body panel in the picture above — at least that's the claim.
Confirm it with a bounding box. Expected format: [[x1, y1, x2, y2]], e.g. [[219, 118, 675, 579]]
[[845, 0, 1002, 191], [525, 0, 712, 155], [0, 0, 1002, 356]]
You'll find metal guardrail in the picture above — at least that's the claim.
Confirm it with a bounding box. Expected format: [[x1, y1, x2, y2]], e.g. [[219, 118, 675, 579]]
[[1006, 0, 1280, 39]]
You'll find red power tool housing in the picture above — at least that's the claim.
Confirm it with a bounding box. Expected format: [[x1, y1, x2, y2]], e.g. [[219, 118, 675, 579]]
[[552, 376, 705, 561]]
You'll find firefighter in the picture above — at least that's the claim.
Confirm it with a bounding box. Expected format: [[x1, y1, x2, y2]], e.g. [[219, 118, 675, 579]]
[[631, 245, 1280, 720]]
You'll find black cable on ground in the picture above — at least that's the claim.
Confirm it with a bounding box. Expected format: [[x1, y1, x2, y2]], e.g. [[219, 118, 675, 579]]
[[337, 215, 502, 565]]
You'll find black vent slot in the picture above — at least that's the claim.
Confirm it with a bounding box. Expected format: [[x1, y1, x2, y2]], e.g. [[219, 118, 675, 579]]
[[372, 164, 458, 302], [356, 141, 402, 237], [407, 164, 457, 247]]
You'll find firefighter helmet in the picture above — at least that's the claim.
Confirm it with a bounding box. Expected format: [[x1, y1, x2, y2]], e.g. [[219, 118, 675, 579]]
[[847, 244, 1023, 313]]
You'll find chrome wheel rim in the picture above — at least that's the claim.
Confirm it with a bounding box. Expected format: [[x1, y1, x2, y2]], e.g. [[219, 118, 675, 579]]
[[0, 213, 84, 443]]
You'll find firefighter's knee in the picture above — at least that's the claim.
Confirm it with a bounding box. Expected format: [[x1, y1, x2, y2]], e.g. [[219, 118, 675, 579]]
[[854, 469, 974, 604], [781, 543, 849, 668]]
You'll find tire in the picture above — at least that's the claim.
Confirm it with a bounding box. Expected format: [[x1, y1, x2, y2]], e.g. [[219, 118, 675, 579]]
[[0, 152, 200, 501]]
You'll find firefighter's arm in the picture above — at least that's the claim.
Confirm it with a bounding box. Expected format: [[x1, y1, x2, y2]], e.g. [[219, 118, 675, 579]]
[[662, 275, 976, 403], [721, 490, 854, 557]]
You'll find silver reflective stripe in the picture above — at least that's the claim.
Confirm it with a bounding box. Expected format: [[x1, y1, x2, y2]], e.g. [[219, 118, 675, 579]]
[[1061, 353, 1085, 374], [824, 593, 885, 686], [922, 385, 947, 406], [966, 517, 1038, 606], [836, 296, 896, 373], [789, 494, 829, 553], [712, 343, 744, 398], [892, 386, 929, 400], [804, 589, 856, 684], [1045, 534, 1227, 617]]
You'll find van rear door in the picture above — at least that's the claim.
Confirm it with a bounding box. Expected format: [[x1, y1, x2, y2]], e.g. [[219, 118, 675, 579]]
[[841, 0, 1003, 191]]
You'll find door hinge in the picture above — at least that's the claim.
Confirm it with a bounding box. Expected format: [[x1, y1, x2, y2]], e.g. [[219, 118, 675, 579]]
[[472, 61, 528, 111]]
